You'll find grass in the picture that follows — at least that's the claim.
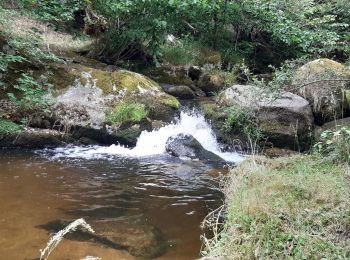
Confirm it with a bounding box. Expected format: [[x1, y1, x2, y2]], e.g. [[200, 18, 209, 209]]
[[105, 103, 148, 126], [0, 119, 22, 137], [0, 9, 93, 54], [202, 155, 350, 259]]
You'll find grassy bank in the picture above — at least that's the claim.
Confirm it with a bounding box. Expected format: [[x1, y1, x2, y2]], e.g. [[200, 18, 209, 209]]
[[202, 155, 350, 259]]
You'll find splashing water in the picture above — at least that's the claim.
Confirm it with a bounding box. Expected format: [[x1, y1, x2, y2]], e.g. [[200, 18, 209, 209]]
[[50, 111, 244, 163]]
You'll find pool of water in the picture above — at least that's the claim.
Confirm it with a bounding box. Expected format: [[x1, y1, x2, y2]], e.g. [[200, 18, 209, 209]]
[[0, 148, 228, 260]]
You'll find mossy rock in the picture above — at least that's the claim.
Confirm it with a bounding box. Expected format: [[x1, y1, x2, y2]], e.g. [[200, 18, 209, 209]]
[[293, 59, 350, 124], [50, 63, 162, 95]]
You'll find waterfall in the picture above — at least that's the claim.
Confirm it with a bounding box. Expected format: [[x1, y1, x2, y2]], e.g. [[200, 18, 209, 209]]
[[50, 111, 244, 163]]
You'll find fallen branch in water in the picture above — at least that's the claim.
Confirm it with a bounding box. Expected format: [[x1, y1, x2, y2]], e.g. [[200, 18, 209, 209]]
[[39, 218, 95, 260]]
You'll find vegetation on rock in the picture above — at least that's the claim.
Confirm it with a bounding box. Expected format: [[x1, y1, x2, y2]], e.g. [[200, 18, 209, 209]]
[[105, 103, 148, 126], [0, 119, 22, 137]]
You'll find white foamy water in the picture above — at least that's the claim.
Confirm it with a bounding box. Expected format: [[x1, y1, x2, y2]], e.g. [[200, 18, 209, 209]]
[[50, 111, 244, 163]]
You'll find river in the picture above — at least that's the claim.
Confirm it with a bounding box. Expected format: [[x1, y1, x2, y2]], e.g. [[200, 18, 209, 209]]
[[0, 111, 243, 259]]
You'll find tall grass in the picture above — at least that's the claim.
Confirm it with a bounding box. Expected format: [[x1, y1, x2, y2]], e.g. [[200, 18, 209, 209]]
[[202, 156, 350, 259]]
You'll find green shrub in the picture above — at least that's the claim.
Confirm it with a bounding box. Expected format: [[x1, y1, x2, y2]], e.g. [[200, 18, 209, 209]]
[[223, 105, 262, 141], [105, 103, 148, 126], [0, 119, 22, 137], [7, 73, 52, 114], [314, 127, 350, 164]]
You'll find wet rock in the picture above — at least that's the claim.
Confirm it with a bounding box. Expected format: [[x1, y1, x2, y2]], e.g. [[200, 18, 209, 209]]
[[161, 84, 196, 99], [0, 127, 74, 148], [165, 133, 224, 162], [219, 85, 314, 150], [292, 59, 350, 124], [188, 66, 202, 81], [39, 219, 167, 259], [151, 120, 167, 130]]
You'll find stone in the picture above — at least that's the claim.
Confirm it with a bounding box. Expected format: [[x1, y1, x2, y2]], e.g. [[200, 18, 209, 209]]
[[220, 85, 314, 150], [292, 59, 350, 124], [197, 72, 225, 95], [39, 219, 167, 259], [188, 66, 202, 80], [46, 64, 181, 145], [165, 133, 224, 162], [161, 84, 196, 99], [0, 127, 74, 148]]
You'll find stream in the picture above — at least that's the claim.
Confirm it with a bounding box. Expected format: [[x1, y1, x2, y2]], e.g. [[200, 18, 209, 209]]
[[0, 111, 243, 259]]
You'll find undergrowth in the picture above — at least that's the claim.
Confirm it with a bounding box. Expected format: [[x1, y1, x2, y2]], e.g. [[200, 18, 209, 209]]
[[0, 119, 22, 137], [202, 156, 350, 259]]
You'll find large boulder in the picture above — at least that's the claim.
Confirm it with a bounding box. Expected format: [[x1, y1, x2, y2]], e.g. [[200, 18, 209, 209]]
[[40, 219, 167, 259], [165, 133, 224, 162], [219, 85, 314, 150], [46, 62, 181, 146], [292, 59, 350, 124]]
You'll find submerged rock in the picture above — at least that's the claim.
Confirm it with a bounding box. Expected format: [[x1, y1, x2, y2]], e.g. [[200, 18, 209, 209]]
[[165, 133, 224, 162], [39, 219, 167, 259], [292, 59, 350, 124], [219, 85, 314, 150]]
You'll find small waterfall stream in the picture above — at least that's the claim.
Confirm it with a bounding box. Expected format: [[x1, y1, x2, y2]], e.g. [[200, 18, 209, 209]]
[[49, 110, 244, 163], [0, 110, 244, 259]]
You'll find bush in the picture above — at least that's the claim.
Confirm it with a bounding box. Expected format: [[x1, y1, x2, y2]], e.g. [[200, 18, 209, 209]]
[[223, 105, 262, 141], [105, 103, 148, 126], [7, 73, 52, 114], [314, 127, 350, 164], [0, 119, 22, 137]]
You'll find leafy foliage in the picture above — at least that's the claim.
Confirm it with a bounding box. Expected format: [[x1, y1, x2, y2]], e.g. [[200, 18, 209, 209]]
[[314, 127, 350, 164], [0, 119, 22, 137], [223, 105, 263, 141], [7, 73, 52, 114], [86, 0, 349, 66]]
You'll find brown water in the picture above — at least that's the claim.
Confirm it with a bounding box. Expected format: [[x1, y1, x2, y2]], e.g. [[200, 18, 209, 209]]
[[0, 148, 224, 260]]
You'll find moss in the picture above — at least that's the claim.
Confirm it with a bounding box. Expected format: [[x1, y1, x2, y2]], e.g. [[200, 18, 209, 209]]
[[0, 119, 22, 137], [295, 58, 350, 82], [48, 66, 77, 91], [105, 103, 148, 126], [143, 67, 193, 86], [201, 103, 221, 120], [90, 69, 160, 95], [158, 95, 180, 109]]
